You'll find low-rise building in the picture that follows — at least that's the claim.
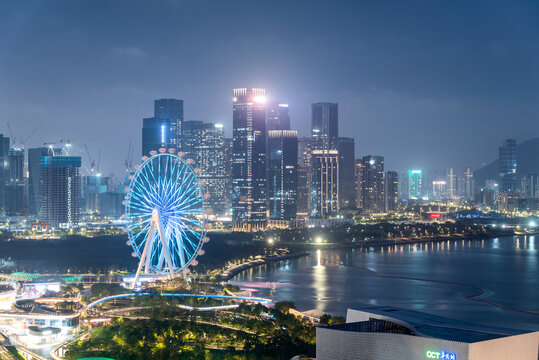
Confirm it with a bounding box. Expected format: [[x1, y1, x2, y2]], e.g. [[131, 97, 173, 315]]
[[317, 306, 538, 360]]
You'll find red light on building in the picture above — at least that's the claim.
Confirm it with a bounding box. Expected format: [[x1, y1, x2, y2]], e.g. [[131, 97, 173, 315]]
[[430, 213, 441, 218]]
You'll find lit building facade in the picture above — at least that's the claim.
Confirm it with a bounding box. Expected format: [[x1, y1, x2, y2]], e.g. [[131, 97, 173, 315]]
[[408, 169, 422, 199], [447, 167, 457, 200], [28, 147, 50, 215], [40, 155, 81, 228], [142, 99, 183, 156], [268, 130, 297, 221], [384, 171, 398, 212], [182, 121, 228, 216], [154, 98, 183, 150], [297, 137, 312, 218], [82, 174, 109, 213], [338, 137, 356, 209], [267, 102, 290, 131], [359, 156, 384, 213], [232, 88, 267, 230], [464, 167, 474, 200], [432, 180, 447, 199], [311, 150, 339, 218], [522, 173, 539, 198], [0, 134, 10, 215], [5, 147, 26, 216], [499, 138, 517, 193], [311, 102, 338, 152]]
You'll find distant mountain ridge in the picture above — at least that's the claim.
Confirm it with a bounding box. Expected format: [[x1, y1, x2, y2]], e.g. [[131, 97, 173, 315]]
[[474, 137, 539, 187]]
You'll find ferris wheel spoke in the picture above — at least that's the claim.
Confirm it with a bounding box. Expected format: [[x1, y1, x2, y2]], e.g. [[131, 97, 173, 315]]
[[173, 221, 202, 249], [133, 223, 152, 253], [168, 216, 203, 233], [170, 219, 198, 252], [175, 226, 195, 260], [132, 184, 159, 209], [173, 188, 202, 210]]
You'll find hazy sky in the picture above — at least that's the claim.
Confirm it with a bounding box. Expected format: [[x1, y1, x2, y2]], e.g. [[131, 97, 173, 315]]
[[1, 0, 538, 177]]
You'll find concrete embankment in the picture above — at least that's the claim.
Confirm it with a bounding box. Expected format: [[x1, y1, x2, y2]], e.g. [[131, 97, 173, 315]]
[[221, 251, 309, 281]]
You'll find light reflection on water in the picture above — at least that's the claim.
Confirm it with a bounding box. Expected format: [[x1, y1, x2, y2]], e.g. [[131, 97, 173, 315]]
[[231, 236, 539, 330]]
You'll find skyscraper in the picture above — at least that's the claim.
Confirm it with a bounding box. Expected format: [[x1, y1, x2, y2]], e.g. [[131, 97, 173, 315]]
[[154, 98, 183, 149], [268, 130, 298, 221], [142, 117, 169, 156], [359, 155, 384, 213], [311, 103, 338, 151], [384, 171, 399, 212], [297, 137, 312, 218], [464, 167, 474, 200], [447, 167, 457, 200], [182, 121, 228, 216], [5, 147, 26, 216], [224, 138, 234, 214], [28, 147, 53, 215], [267, 102, 290, 131], [528, 174, 538, 198], [181, 120, 204, 162], [40, 153, 81, 228], [338, 137, 356, 209], [142, 99, 184, 156], [355, 159, 362, 208], [310, 150, 339, 217], [499, 139, 517, 193], [408, 170, 422, 199], [232, 88, 267, 230], [83, 174, 108, 213], [0, 135, 10, 214]]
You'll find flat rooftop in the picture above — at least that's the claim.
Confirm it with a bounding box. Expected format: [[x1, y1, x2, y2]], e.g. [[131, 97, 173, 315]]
[[326, 306, 536, 343]]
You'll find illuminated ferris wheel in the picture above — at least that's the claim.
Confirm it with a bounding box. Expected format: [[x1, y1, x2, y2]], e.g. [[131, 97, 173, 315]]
[[124, 149, 207, 287]]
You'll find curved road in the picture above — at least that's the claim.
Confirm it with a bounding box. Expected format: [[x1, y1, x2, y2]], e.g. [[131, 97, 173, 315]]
[[86, 292, 272, 309]]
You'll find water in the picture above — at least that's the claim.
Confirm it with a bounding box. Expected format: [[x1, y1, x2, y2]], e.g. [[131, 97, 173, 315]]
[[231, 236, 539, 330]]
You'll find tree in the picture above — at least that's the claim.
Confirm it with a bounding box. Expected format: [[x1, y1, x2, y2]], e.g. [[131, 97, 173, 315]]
[[275, 301, 296, 313]]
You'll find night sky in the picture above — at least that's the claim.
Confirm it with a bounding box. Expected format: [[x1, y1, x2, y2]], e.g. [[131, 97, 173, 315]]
[[1, 0, 538, 177]]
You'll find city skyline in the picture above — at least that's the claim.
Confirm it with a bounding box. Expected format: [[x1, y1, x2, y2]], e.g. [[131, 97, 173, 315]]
[[2, 1, 539, 177]]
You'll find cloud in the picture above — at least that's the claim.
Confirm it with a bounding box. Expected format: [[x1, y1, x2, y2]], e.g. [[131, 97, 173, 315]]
[[112, 46, 147, 59]]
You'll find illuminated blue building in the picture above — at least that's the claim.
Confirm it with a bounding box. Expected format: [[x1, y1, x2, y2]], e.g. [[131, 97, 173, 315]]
[[408, 169, 422, 199]]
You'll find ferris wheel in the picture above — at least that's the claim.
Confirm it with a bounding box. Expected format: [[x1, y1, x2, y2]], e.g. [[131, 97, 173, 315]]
[[125, 149, 207, 287]]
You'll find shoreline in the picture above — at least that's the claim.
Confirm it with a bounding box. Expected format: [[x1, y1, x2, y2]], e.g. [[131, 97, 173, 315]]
[[225, 231, 516, 281], [221, 251, 309, 281]]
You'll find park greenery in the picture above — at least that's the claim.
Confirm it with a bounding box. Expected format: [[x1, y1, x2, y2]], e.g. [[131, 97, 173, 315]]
[[66, 300, 316, 360]]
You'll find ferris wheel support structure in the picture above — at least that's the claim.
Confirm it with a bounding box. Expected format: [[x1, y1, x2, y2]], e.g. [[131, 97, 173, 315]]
[[132, 208, 175, 289]]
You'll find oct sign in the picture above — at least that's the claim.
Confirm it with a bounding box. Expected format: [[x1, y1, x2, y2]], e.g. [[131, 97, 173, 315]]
[[426, 350, 456, 360]]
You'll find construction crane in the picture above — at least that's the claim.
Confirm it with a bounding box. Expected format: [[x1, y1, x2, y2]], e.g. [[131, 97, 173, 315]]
[[84, 144, 96, 174], [44, 138, 95, 156], [125, 141, 133, 173], [6, 122, 41, 150]]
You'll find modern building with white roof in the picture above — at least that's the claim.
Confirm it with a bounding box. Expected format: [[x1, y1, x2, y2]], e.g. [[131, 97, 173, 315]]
[[316, 306, 538, 360]]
